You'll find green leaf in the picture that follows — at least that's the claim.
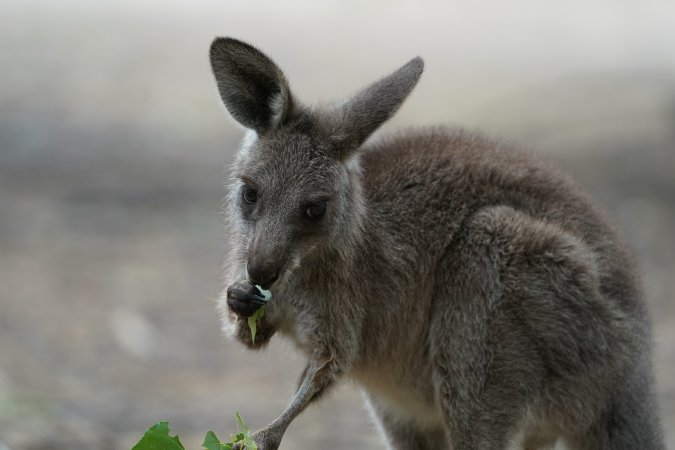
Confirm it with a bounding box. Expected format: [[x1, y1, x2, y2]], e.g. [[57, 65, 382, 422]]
[[233, 432, 245, 442], [254, 285, 272, 301], [241, 433, 257, 449], [134, 415, 256, 450], [203, 431, 225, 450], [247, 306, 266, 344], [235, 412, 257, 450], [131, 421, 185, 450], [235, 412, 250, 434]]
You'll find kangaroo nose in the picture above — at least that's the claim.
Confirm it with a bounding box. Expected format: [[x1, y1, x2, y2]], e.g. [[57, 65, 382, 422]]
[[247, 263, 280, 289]]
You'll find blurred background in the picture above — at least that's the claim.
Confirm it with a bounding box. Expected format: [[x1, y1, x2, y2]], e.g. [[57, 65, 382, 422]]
[[1, 0, 674, 448]]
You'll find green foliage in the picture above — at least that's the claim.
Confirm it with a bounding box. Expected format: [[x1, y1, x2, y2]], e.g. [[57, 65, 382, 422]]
[[235, 412, 257, 449], [132, 414, 257, 450], [248, 285, 271, 344], [132, 286, 270, 449], [132, 422, 185, 450], [201, 413, 257, 450], [247, 306, 266, 344], [255, 286, 272, 301]]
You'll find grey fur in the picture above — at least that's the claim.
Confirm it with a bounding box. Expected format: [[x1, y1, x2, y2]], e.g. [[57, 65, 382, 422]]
[[210, 37, 664, 450]]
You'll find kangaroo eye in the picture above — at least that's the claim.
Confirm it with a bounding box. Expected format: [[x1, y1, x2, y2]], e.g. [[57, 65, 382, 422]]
[[242, 186, 258, 204], [305, 201, 326, 219]]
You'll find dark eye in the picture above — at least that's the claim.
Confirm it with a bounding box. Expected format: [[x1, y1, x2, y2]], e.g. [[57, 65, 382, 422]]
[[242, 185, 258, 204], [305, 201, 326, 219]]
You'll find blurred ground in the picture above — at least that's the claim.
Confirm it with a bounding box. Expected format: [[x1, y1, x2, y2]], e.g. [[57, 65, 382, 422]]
[[1, 1, 674, 448]]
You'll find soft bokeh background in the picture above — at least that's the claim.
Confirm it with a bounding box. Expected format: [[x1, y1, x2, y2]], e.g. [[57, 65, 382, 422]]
[[1, 0, 674, 448]]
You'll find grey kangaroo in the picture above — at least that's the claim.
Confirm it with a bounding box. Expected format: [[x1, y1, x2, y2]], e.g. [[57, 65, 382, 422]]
[[210, 37, 663, 449]]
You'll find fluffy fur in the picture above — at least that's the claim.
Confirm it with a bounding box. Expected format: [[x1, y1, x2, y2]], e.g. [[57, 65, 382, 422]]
[[210, 37, 663, 450]]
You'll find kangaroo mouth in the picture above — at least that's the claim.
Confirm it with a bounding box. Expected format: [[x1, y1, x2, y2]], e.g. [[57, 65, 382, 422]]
[[247, 259, 289, 292]]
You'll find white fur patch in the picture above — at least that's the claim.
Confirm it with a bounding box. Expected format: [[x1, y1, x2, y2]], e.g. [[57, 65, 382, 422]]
[[268, 90, 287, 129], [216, 288, 238, 339], [361, 392, 396, 450], [239, 129, 258, 158], [356, 372, 443, 430]]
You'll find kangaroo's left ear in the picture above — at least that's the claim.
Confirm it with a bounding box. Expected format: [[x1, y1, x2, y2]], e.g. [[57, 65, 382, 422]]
[[210, 37, 293, 135], [328, 57, 424, 157]]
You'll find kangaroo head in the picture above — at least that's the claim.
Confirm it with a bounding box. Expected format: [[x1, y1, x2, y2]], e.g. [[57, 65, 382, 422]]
[[210, 37, 423, 288]]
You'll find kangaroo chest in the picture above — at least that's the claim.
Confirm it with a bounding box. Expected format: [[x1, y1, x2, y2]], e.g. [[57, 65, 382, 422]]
[[352, 369, 444, 429]]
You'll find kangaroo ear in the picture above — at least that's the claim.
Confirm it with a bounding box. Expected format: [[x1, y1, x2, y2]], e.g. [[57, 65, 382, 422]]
[[330, 57, 424, 155], [210, 37, 293, 135]]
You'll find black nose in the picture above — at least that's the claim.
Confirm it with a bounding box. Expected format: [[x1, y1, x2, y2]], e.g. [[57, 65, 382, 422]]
[[247, 265, 279, 289]]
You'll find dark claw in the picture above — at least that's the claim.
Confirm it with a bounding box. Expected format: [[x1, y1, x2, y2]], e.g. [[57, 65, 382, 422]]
[[226, 282, 268, 317]]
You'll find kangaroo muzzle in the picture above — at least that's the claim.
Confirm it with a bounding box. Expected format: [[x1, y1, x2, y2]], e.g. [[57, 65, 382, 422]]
[[247, 239, 286, 289]]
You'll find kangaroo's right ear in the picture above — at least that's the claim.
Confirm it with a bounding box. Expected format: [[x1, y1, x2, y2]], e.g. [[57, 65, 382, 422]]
[[210, 37, 293, 135], [328, 56, 424, 157]]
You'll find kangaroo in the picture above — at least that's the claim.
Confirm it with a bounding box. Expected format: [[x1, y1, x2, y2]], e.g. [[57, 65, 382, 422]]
[[210, 37, 663, 450]]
